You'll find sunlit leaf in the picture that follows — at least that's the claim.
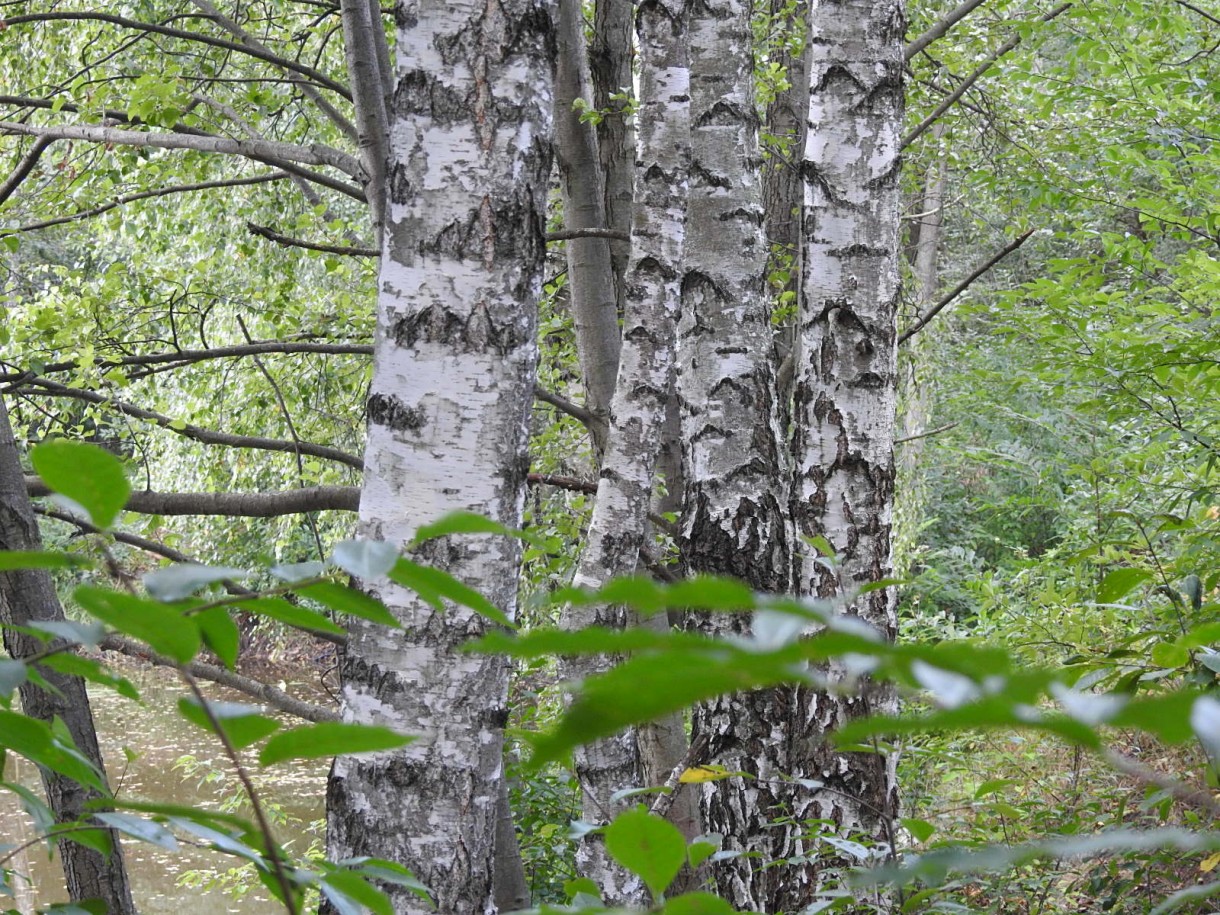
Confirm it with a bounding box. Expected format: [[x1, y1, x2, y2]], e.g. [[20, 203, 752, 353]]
[[604, 808, 686, 899], [144, 563, 245, 601], [332, 539, 400, 579], [31, 441, 130, 529], [259, 722, 414, 766]]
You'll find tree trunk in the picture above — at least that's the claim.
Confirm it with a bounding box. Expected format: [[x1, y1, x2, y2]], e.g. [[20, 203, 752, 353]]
[[589, 0, 636, 298], [323, 0, 554, 906], [554, 0, 622, 447], [785, 0, 906, 909], [0, 395, 136, 915], [677, 0, 795, 904], [566, 0, 690, 901]]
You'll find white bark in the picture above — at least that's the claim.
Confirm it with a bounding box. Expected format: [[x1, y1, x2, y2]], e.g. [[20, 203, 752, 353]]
[[324, 0, 553, 908], [566, 0, 690, 901]]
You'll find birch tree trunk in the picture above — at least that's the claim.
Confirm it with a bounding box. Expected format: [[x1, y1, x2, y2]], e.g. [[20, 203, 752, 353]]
[[566, 0, 690, 900], [324, 0, 553, 907], [0, 395, 136, 915], [784, 0, 906, 909], [554, 0, 621, 444], [676, 0, 796, 903]]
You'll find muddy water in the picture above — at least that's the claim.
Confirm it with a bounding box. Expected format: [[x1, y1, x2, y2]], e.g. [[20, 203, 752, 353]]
[[1, 665, 329, 914]]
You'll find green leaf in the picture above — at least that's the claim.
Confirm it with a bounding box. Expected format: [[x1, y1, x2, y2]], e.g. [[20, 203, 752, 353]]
[[236, 597, 346, 636], [388, 558, 513, 628], [412, 511, 537, 546], [687, 838, 720, 869], [0, 709, 105, 792], [900, 818, 936, 843], [259, 722, 413, 766], [332, 539, 400, 579], [31, 441, 130, 529], [319, 871, 392, 915], [661, 892, 738, 914], [94, 812, 179, 850], [0, 659, 28, 698], [177, 698, 281, 750], [1151, 641, 1189, 669], [27, 619, 106, 648], [0, 551, 91, 571], [1097, 568, 1153, 603], [195, 607, 240, 669], [74, 586, 201, 663], [143, 563, 246, 601], [604, 808, 686, 900], [298, 582, 399, 628], [40, 654, 138, 700]]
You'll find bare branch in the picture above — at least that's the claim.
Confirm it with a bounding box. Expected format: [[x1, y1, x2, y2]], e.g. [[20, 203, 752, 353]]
[[898, 229, 1033, 345], [2, 12, 352, 99], [905, 0, 990, 61], [101, 633, 338, 722], [902, 4, 1073, 149], [0, 120, 365, 181], [1171, 0, 1220, 28], [27, 478, 360, 516], [0, 340, 372, 382], [0, 136, 55, 207], [10, 173, 289, 233], [894, 421, 959, 445], [13, 376, 364, 469], [187, 0, 359, 140], [545, 227, 631, 242], [247, 221, 378, 257], [533, 383, 608, 435]]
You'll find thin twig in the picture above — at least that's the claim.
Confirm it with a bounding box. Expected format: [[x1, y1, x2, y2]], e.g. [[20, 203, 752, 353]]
[[247, 222, 378, 257], [894, 421, 959, 445]]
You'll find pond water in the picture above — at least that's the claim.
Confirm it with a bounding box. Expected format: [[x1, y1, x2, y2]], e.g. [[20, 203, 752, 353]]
[[1, 664, 329, 914]]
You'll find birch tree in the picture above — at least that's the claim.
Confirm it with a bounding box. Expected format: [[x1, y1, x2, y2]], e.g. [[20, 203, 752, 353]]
[[323, 0, 554, 910], [565, 0, 690, 898]]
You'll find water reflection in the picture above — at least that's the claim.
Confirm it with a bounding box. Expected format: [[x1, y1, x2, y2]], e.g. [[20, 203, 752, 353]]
[[1, 665, 329, 914]]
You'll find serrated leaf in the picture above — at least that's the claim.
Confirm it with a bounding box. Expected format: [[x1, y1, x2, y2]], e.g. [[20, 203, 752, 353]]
[[31, 441, 130, 529], [604, 808, 686, 899], [143, 563, 245, 601], [259, 722, 413, 766], [94, 812, 178, 850], [332, 539, 400, 579]]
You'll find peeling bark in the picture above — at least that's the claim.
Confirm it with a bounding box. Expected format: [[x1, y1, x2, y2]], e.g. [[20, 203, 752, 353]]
[[324, 0, 554, 908]]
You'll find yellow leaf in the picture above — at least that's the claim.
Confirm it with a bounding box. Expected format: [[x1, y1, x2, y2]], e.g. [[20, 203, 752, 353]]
[[1201, 851, 1220, 873], [679, 765, 733, 784]]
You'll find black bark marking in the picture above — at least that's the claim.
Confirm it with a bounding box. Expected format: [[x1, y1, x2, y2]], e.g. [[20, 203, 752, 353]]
[[367, 393, 427, 433]]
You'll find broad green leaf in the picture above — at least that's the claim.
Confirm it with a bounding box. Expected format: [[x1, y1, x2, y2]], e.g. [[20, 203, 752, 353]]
[[1097, 568, 1153, 604], [195, 607, 241, 669], [0, 659, 28, 698], [604, 808, 686, 899], [41, 654, 138, 700], [31, 441, 130, 529], [74, 586, 201, 663], [687, 839, 720, 869], [1151, 641, 1189, 669], [177, 698, 281, 750], [236, 597, 345, 636], [94, 812, 178, 850], [298, 582, 399, 628], [340, 858, 431, 898], [319, 871, 392, 915], [388, 558, 513, 628], [0, 551, 91, 571], [332, 539, 399, 579], [661, 892, 738, 914], [0, 709, 105, 792], [411, 510, 539, 546], [27, 619, 106, 648], [144, 563, 246, 601], [900, 818, 936, 843], [260, 722, 413, 766], [4, 780, 54, 833], [166, 817, 264, 863]]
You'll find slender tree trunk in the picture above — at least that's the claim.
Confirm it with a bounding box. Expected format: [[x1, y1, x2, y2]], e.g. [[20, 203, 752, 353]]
[[785, 0, 906, 910], [554, 0, 622, 445], [676, 0, 795, 904], [339, 0, 391, 244], [589, 0, 635, 298], [0, 395, 136, 915], [323, 0, 554, 907], [566, 0, 690, 901]]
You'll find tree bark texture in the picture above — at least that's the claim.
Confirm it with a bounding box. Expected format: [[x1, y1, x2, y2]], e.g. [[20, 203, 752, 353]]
[[0, 395, 136, 915], [676, 0, 799, 905], [784, 0, 906, 908], [566, 0, 690, 902], [324, 0, 554, 907], [589, 0, 636, 297], [339, 0, 391, 242], [554, 0, 622, 446]]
